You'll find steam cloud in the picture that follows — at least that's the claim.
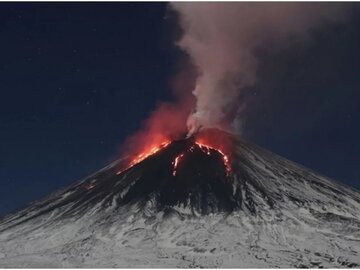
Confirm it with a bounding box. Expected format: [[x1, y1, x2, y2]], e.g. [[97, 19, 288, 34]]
[[171, 3, 349, 134]]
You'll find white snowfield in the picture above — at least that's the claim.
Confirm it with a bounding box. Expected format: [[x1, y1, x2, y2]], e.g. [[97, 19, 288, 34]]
[[0, 132, 359, 268]]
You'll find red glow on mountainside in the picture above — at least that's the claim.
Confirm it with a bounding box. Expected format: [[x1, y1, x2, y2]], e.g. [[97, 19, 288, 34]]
[[172, 153, 184, 176], [117, 140, 170, 175], [171, 130, 233, 176], [195, 142, 231, 174], [195, 129, 233, 159], [118, 129, 233, 177], [130, 141, 171, 167]]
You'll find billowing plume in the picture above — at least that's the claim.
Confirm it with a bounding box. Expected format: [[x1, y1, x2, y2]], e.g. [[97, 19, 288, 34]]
[[171, 3, 349, 134]]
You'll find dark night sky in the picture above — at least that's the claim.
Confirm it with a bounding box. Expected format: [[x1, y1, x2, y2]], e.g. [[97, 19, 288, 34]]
[[0, 3, 359, 217]]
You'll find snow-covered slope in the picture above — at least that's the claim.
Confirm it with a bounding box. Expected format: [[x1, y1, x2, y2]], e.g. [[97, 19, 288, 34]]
[[0, 129, 359, 267]]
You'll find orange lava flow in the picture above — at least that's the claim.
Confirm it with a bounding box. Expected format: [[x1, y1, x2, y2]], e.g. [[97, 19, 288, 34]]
[[116, 141, 170, 175], [129, 141, 170, 167], [172, 153, 184, 176], [116, 132, 232, 177], [195, 141, 231, 174], [171, 140, 232, 177]]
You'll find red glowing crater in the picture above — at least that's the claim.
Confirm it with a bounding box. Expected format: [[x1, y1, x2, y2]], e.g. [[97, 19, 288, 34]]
[[171, 141, 231, 177], [117, 129, 233, 177]]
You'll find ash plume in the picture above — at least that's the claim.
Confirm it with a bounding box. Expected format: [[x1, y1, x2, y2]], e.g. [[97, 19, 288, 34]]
[[171, 3, 350, 135]]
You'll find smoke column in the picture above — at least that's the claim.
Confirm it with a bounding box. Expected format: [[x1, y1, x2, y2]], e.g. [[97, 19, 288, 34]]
[[171, 3, 349, 135]]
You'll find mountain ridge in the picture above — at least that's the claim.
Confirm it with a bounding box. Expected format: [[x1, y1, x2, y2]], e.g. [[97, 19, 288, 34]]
[[0, 128, 359, 267]]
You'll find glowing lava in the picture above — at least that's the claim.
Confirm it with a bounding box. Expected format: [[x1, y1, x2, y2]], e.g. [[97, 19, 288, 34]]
[[172, 153, 184, 176], [171, 140, 232, 177], [195, 141, 231, 174], [117, 141, 170, 175], [117, 130, 232, 177], [128, 141, 170, 167]]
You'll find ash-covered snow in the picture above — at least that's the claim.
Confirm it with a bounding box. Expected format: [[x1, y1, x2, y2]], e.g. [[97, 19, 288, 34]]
[[0, 130, 359, 267]]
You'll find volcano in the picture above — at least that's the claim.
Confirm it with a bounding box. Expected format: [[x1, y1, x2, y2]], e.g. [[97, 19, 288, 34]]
[[0, 129, 359, 267]]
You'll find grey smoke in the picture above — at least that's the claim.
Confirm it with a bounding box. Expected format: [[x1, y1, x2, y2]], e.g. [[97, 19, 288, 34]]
[[171, 2, 350, 134]]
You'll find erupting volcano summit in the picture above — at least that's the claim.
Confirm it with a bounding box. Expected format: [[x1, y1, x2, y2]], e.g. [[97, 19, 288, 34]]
[[0, 129, 360, 267]]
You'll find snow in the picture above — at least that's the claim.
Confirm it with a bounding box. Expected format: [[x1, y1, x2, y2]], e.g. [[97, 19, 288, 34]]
[[0, 132, 359, 267]]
